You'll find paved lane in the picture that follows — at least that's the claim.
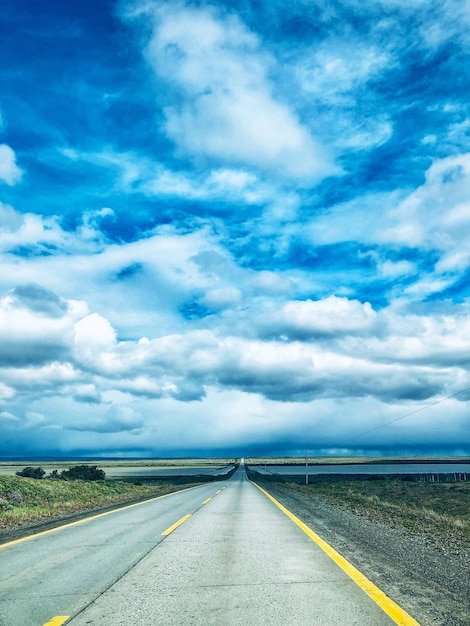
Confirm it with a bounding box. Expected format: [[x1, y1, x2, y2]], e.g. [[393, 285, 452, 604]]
[[0, 482, 226, 626], [67, 468, 418, 626]]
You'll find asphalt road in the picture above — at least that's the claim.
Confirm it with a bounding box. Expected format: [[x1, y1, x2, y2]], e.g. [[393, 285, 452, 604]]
[[0, 465, 419, 626]]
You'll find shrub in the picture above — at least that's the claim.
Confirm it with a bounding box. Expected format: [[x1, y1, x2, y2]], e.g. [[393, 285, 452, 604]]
[[47, 469, 63, 480], [60, 465, 106, 481], [16, 466, 46, 479], [8, 491, 23, 504]]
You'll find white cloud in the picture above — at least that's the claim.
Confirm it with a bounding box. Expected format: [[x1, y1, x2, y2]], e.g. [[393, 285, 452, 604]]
[[0, 383, 15, 400], [124, 1, 336, 181], [201, 287, 242, 310], [0, 144, 23, 185], [250, 270, 294, 295], [0, 262, 469, 453], [383, 153, 470, 247], [62, 147, 294, 208], [292, 39, 393, 151], [74, 313, 117, 367], [279, 296, 377, 338], [0, 410, 18, 421]]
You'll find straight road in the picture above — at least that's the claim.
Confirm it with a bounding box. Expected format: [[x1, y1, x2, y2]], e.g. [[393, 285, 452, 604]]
[[0, 465, 420, 626]]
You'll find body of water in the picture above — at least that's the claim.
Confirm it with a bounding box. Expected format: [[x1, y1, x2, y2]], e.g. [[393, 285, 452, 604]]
[[108, 465, 235, 478]]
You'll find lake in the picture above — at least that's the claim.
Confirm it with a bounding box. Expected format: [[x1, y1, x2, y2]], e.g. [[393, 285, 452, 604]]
[[248, 463, 470, 475]]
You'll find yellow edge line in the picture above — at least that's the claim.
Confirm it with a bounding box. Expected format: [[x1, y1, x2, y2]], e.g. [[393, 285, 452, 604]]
[[202, 497, 212, 505], [0, 485, 200, 550], [161, 513, 192, 536], [43, 617, 70, 626], [251, 481, 421, 626]]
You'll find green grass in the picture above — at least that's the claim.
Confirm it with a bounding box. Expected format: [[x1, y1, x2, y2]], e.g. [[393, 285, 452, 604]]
[[0, 476, 190, 531], [282, 478, 470, 552]]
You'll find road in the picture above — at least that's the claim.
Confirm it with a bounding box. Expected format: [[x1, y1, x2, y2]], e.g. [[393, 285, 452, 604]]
[[0, 465, 420, 625]]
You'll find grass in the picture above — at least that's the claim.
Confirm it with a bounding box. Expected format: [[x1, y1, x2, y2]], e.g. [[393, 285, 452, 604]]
[[279, 477, 470, 552], [0, 475, 192, 532]]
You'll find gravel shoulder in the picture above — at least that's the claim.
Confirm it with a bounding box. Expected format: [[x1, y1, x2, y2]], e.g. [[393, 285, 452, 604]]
[[261, 481, 469, 626]]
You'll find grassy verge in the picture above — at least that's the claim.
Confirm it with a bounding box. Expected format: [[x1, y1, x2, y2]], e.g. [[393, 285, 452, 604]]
[[266, 477, 470, 553], [0, 475, 191, 532]]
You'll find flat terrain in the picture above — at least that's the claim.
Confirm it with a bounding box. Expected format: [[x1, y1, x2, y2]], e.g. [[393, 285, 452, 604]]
[[1, 467, 408, 626], [1, 461, 468, 625], [0, 458, 237, 476]]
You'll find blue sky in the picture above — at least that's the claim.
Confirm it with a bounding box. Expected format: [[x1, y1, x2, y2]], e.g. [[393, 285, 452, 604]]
[[0, 0, 469, 458]]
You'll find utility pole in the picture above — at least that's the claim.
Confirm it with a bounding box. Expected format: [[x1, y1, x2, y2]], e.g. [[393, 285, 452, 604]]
[[305, 450, 308, 485]]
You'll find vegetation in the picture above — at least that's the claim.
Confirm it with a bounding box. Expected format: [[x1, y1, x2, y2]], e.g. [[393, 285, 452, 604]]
[[0, 475, 191, 532], [59, 465, 105, 481], [14, 464, 105, 481], [276, 477, 470, 552], [16, 467, 46, 479]]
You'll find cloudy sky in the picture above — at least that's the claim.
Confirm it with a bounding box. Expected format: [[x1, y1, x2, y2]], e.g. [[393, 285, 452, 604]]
[[0, 0, 469, 458]]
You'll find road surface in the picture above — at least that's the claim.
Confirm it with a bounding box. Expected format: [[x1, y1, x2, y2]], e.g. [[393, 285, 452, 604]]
[[0, 465, 420, 625]]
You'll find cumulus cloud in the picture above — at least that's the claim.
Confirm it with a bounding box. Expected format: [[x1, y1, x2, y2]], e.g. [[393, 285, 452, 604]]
[[276, 296, 377, 339], [0, 289, 74, 367], [0, 144, 23, 185]]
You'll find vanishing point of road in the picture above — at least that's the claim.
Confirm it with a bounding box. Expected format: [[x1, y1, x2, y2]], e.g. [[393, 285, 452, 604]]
[[0, 463, 420, 625]]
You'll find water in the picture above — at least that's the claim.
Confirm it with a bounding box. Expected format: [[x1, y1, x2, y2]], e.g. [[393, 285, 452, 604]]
[[108, 465, 235, 478]]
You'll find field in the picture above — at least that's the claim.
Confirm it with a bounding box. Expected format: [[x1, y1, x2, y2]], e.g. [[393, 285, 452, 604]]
[[0, 458, 237, 476], [258, 475, 470, 552]]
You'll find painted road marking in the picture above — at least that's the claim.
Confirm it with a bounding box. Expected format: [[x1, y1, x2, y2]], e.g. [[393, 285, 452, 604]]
[[0, 485, 200, 551], [215, 489, 222, 494], [161, 513, 192, 536], [202, 497, 212, 505], [43, 617, 69, 626], [252, 481, 421, 626]]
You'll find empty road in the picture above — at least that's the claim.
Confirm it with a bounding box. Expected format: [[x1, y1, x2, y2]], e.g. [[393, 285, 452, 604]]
[[0, 465, 420, 625]]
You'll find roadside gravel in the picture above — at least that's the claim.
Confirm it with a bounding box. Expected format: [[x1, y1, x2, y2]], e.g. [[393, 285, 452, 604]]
[[262, 481, 469, 626]]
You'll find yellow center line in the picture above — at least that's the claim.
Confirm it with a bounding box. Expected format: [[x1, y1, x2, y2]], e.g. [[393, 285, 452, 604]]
[[0, 485, 201, 550], [215, 489, 222, 494], [43, 617, 70, 626], [251, 481, 421, 626], [161, 513, 192, 536], [202, 497, 212, 505]]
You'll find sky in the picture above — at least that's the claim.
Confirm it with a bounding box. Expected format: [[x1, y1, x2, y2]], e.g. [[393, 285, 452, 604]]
[[0, 0, 469, 458]]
